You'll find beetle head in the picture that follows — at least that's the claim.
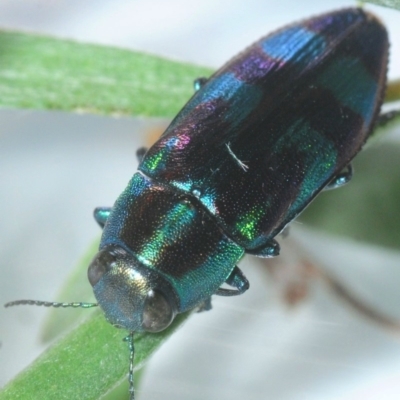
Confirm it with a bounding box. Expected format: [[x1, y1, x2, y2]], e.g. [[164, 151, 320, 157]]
[[88, 245, 177, 332]]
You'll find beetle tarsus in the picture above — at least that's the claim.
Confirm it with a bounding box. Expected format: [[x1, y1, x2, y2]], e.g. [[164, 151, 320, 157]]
[[193, 77, 208, 91], [93, 207, 112, 228], [215, 266, 249, 296], [197, 297, 212, 312], [246, 239, 280, 258], [136, 147, 148, 163], [324, 164, 353, 190]]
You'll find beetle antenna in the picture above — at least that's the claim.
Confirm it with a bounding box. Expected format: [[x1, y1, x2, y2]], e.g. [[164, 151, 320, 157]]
[[4, 300, 98, 308], [123, 333, 135, 400]]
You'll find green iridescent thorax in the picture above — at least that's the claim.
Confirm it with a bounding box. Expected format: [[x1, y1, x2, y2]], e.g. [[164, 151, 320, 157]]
[[100, 173, 244, 312]]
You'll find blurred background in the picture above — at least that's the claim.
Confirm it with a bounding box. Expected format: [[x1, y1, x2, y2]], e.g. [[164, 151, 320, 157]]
[[1, 1, 400, 399]]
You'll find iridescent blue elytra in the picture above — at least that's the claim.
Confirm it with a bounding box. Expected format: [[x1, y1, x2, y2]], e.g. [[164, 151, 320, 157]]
[[4, 7, 392, 400]]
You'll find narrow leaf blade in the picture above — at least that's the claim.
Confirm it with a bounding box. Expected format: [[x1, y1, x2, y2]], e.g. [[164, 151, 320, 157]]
[[0, 32, 212, 116], [0, 311, 190, 400]]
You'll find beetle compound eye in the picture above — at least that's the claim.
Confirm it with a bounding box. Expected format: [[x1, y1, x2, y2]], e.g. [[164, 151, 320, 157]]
[[87, 250, 117, 287], [142, 290, 175, 332], [88, 254, 107, 287]]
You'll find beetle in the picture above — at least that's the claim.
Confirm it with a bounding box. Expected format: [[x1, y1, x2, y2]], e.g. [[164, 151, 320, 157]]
[[5, 7, 398, 399]]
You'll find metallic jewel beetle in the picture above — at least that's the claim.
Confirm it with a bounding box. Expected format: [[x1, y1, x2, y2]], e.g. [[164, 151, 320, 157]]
[[6, 7, 397, 399]]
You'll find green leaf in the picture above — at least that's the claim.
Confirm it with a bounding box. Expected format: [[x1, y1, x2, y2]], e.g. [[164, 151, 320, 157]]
[[1, 238, 191, 400], [0, 31, 212, 116], [364, 0, 400, 11], [0, 311, 190, 400], [40, 239, 99, 343], [0, 31, 398, 115]]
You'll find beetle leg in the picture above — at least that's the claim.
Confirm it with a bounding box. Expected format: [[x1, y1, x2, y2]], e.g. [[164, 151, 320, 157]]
[[136, 147, 148, 163], [215, 266, 249, 296], [93, 207, 112, 229], [196, 297, 213, 312], [324, 163, 353, 190], [376, 109, 400, 127], [246, 239, 280, 258], [193, 77, 208, 92]]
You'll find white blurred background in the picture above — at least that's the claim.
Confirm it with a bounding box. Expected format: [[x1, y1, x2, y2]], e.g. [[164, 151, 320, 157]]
[[1, 1, 400, 399]]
